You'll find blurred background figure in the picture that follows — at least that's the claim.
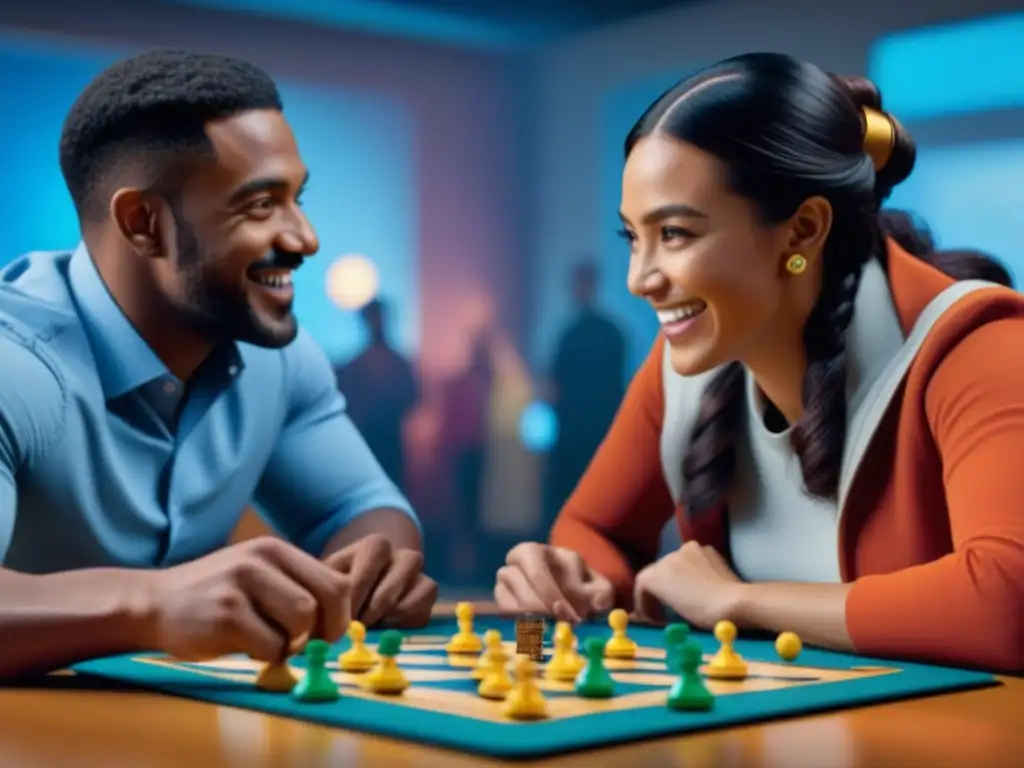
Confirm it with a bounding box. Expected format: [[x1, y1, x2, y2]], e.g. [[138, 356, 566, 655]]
[[335, 299, 420, 491], [544, 261, 626, 525], [437, 329, 495, 583]]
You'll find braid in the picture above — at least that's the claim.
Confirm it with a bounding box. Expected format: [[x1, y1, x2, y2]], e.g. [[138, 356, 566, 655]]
[[681, 247, 870, 514], [790, 249, 869, 498], [681, 362, 745, 514]]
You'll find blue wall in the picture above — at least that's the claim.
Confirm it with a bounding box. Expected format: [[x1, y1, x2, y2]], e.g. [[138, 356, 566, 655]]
[[0, 35, 417, 363], [0, 38, 120, 258], [870, 11, 1024, 284], [885, 140, 1024, 285], [870, 12, 1024, 121], [169, 0, 546, 51], [279, 81, 417, 362]]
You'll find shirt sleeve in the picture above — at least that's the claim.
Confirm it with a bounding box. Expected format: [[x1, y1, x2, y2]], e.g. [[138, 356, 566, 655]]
[[0, 333, 67, 563], [549, 335, 676, 602], [253, 329, 419, 556], [846, 317, 1024, 673]]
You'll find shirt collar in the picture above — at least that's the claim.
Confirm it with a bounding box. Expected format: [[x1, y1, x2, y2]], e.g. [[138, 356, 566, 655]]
[[69, 243, 169, 399], [67, 243, 245, 400]]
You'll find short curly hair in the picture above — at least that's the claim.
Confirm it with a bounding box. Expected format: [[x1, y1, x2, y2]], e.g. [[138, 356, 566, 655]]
[[59, 49, 283, 222]]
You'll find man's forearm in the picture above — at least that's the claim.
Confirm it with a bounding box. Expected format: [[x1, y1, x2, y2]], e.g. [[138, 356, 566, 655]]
[[0, 567, 154, 680], [322, 508, 422, 557]]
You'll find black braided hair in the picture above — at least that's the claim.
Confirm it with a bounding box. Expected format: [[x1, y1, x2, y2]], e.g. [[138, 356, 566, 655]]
[[624, 54, 1000, 515]]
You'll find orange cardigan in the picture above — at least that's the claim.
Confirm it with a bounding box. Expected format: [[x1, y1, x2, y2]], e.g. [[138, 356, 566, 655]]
[[550, 244, 1024, 673]]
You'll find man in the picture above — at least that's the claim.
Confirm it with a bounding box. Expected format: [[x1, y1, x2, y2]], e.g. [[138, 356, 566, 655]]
[[0, 50, 436, 679]]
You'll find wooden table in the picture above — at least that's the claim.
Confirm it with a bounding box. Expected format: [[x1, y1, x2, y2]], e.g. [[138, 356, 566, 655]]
[[1, 601, 1020, 767]]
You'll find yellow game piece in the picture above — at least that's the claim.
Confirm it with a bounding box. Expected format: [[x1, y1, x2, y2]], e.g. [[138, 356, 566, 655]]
[[255, 660, 298, 692], [360, 661, 409, 694], [544, 622, 584, 681], [479, 660, 514, 699], [776, 631, 802, 662], [706, 620, 748, 680], [502, 655, 548, 720], [604, 608, 638, 659], [445, 602, 483, 654], [339, 620, 377, 673], [472, 629, 507, 680], [359, 630, 409, 694], [478, 633, 514, 699]]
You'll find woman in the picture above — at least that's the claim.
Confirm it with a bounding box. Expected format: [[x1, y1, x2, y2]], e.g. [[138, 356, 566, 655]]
[[495, 53, 1023, 673]]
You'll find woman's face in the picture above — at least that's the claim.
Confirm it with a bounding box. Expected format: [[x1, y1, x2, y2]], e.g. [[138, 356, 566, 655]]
[[619, 134, 819, 376]]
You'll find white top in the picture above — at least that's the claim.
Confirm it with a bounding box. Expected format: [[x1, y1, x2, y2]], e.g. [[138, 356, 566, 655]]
[[726, 259, 906, 582], [657, 257, 924, 582], [658, 258, 993, 582]]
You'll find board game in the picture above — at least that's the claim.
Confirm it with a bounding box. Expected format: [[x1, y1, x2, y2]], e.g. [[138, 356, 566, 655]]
[[71, 613, 998, 760]]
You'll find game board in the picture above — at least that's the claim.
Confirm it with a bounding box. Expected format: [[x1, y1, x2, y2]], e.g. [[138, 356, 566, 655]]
[[71, 616, 998, 759]]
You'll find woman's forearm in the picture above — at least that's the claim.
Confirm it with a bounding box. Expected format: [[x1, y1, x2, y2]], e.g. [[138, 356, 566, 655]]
[[732, 581, 854, 652]]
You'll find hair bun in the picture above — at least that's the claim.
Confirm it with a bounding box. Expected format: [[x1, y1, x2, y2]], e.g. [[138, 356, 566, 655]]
[[834, 74, 916, 199], [862, 108, 896, 171]]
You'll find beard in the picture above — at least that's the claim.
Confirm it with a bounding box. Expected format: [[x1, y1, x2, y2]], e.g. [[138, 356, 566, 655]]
[[172, 215, 300, 350]]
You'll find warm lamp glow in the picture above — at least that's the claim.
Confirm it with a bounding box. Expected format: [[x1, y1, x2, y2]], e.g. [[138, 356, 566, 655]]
[[325, 254, 379, 310]]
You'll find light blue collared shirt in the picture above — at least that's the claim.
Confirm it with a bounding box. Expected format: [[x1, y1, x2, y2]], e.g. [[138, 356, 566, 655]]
[[0, 246, 418, 573]]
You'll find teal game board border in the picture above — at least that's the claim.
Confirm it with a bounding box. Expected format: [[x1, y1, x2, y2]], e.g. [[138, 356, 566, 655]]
[[72, 617, 999, 759]]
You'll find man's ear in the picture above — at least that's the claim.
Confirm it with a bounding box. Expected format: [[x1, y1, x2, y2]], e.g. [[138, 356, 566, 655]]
[[110, 188, 164, 258]]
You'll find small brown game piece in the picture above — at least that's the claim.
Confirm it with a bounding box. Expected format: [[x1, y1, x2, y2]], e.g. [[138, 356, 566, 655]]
[[515, 615, 545, 661]]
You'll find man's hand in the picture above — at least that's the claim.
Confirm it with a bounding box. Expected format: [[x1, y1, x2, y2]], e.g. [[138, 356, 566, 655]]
[[494, 542, 614, 623], [324, 533, 437, 628], [140, 537, 352, 662]]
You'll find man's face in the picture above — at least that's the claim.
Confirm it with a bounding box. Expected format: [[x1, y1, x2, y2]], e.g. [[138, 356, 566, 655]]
[[156, 109, 319, 348]]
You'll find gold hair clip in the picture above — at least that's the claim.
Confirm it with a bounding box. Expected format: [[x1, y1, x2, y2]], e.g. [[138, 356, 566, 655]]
[[862, 107, 896, 172]]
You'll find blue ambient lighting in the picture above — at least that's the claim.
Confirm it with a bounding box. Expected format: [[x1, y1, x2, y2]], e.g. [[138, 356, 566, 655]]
[[870, 12, 1024, 120], [169, 0, 554, 51], [519, 401, 558, 452]]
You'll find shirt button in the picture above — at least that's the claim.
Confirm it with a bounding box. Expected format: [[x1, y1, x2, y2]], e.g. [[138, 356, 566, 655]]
[[163, 381, 177, 394], [228, 365, 239, 377]]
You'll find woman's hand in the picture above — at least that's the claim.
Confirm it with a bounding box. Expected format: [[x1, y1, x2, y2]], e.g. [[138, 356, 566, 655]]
[[494, 542, 614, 623], [633, 541, 744, 629]]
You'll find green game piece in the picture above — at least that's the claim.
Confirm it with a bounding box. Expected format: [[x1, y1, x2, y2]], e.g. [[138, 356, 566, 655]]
[[377, 629, 403, 657], [574, 636, 615, 698], [667, 640, 714, 712], [664, 622, 690, 672], [292, 639, 340, 703]]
